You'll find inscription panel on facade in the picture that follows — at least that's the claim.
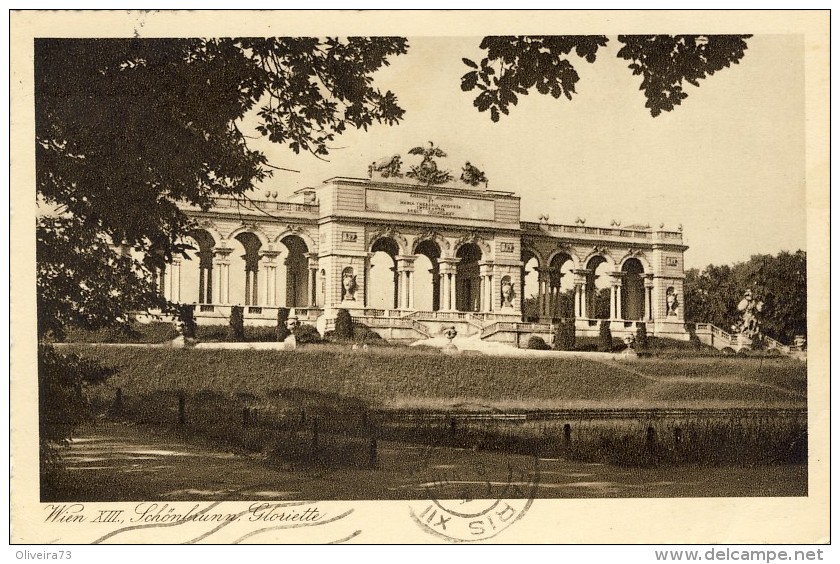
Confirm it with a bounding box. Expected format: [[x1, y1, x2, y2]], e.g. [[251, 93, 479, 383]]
[[365, 188, 494, 220]]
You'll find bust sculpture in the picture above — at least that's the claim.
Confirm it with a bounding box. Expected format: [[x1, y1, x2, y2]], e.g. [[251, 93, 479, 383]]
[[342, 269, 357, 302]]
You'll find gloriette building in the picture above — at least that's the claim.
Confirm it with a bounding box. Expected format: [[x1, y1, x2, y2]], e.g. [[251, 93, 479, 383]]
[[163, 150, 689, 344]]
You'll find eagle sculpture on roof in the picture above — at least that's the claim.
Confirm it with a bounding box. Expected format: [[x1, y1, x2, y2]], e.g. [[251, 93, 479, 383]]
[[406, 141, 453, 186]]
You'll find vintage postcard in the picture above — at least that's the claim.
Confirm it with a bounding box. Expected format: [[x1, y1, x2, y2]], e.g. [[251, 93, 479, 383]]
[[9, 10, 830, 545]]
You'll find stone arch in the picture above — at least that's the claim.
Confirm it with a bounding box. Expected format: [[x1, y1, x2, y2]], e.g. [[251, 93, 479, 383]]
[[369, 236, 400, 309], [231, 231, 264, 306], [228, 224, 271, 249], [547, 249, 580, 271], [585, 253, 613, 320], [455, 242, 483, 312], [279, 234, 310, 307], [368, 228, 408, 255], [190, 221, 224, 247], [520, 247, 542, 321], [521, 246, 545, 269], [547, 251, 577, 319], [453, 237, 492, 259], [412, 231, 449, 255], [621, 257, 646, 321], [582, 249, 617, 270], [274, 228, 317, 254], [618, 252, 652, 273], [182, 228, 217, 304], [414, 239, 442, 311]]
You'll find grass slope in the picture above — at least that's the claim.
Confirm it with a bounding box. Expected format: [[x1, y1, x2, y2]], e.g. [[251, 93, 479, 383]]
[[71, 345, 805, 409]]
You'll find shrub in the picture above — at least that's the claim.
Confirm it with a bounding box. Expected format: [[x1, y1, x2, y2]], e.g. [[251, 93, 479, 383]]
[[635, 322, 649, 349], [229, 306, 245, 342], [294, 323, 323, 344], [598, 320, 613, 352], [526, 335, 550, 350], [334, 308, 354, 340], [178, 304, 197, 339], [553, 319, 576, 351], [276, 307, 291, 342], [39, 345, 115, 497]]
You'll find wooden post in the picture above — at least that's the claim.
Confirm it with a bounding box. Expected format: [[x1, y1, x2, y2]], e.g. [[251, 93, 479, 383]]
[[177, 392, 186, 426], [114, 388, 124, 413], [311, 418, 319, 452], [368, 433, 378, 468], [646, 426, 657, 448]]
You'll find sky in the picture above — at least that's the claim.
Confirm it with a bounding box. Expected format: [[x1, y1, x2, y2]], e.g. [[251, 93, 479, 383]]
[[243, 34, 806, 270]]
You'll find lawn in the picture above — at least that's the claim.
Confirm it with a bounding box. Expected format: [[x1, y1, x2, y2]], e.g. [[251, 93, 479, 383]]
[[70, 344, 806, 410]]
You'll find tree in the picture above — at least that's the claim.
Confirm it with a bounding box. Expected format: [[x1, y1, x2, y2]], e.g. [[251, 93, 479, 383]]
[[553, 319, 576, 351], [334, 308, 354, 340], [276, 307, 291, 342], [461, 35, 751, 121], [229, 305, 246, 342], [684, 251, 806, 343], [39, 344, 115, 497], [598, 320, 613, 352], [36, 37, 408, 337], [635, 322, 649, 349], [35, 37, 408, 481]]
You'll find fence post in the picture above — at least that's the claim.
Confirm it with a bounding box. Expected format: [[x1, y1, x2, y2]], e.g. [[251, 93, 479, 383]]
[[114, 388, 124, 413], [368, 429, 378, 469], [646, 426, 657, 449], [177, 391, 186, 426]]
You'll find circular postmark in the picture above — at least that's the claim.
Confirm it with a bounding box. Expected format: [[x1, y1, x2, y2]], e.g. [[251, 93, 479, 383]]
[[408, 446, 540, 542]]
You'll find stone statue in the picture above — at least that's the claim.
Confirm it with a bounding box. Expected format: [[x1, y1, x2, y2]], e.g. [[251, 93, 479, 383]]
[[442, 325, 458, 354], [500, 278, 515, 309], [622, 333, 638, 358], [368, 154, 403, 179], [733, 289, 764, 339], [460, 161, 488, 187], [406, 141, 453, 186], [342, 269, 358, 302], [666, 287, 679, 316]]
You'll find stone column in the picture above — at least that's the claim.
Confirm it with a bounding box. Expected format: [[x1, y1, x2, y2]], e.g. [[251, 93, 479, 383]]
[[609, 272, 624, 320], [574, 269, 590, 319], [539, 275, 547, 317], [305, 253, 319, 308], [438, 259, 459, 311], [260, 251, 280, 306], [170, 260, 182, 303], [395, 256, 416, 310], [439, 268, 450, 311], [644, 276, 655, 321], [479, 262, 494, 313], [213, 247, 233, 304]]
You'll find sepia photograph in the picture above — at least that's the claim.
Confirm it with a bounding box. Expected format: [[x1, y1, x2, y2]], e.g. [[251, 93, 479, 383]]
[[10, 9, 829, 545]]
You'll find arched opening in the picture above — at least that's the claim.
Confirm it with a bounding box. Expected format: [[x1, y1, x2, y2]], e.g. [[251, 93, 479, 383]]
[[281, 235, 309, 307], [586, 256, 612, 319], [370, 237, 400, 309], [548, 253, 575, 320], [455, 243, 482, 312], [414, 239, 441, 311], [183, 229, 216, 304], [521, 250, 540, 322], [233, 232, 262, 306], [621, 258, 645, 320]]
